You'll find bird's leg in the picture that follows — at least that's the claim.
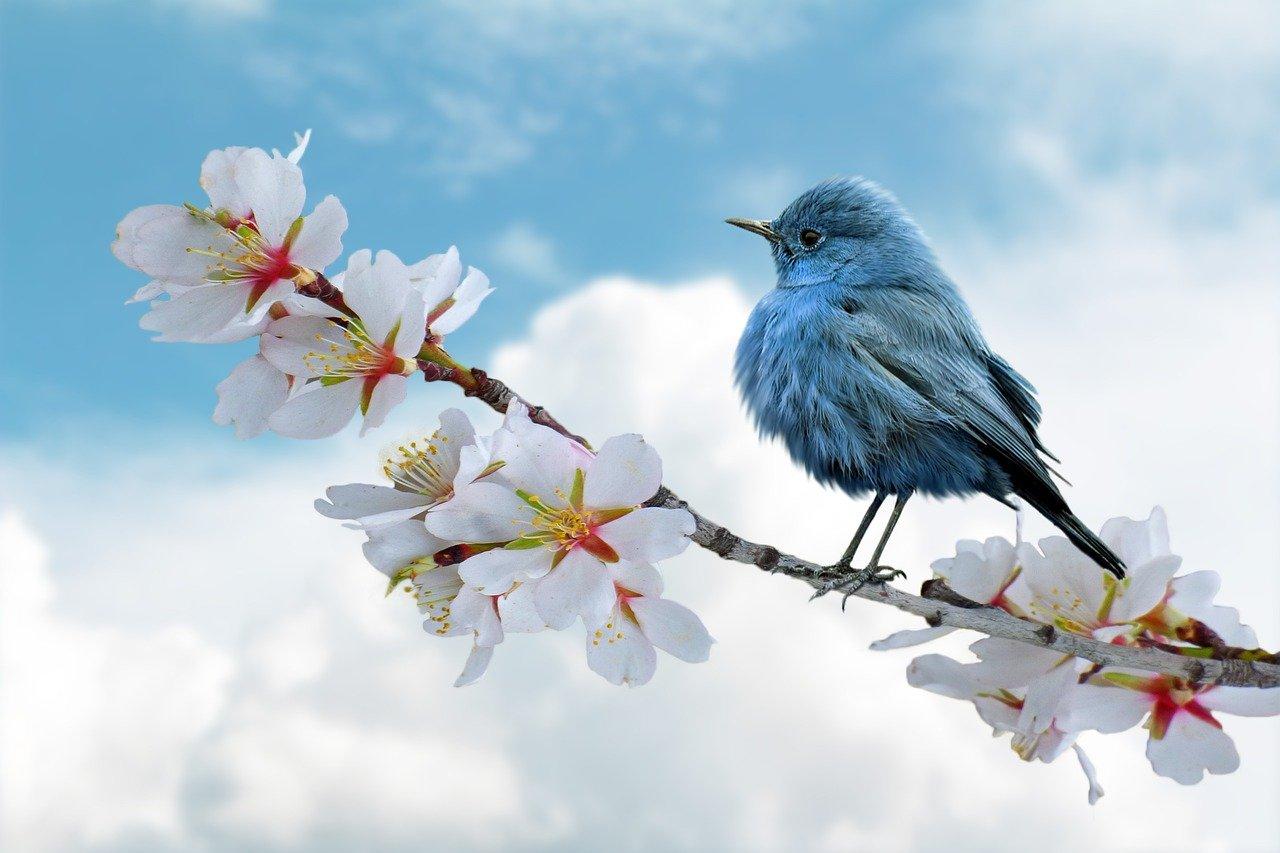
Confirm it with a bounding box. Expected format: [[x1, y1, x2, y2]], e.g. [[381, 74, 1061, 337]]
[[810, 491, 892, 601], [835, 491, 888, 570], [836, 490, 912, 610]]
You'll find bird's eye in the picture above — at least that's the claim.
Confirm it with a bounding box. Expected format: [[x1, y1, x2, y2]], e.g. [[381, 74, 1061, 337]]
[[799, 229, 822, 248]]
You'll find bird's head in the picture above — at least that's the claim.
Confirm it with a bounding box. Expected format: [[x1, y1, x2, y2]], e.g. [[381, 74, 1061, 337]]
[[726, 176, 932, 289]]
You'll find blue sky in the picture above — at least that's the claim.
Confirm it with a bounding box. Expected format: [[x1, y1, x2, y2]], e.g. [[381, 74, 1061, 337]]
[[2, 3, 1278, 851], [3, 0, 1069, 437]]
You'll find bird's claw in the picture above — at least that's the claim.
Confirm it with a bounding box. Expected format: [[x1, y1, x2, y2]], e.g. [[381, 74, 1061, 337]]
[[809, 568, 848, 601], [837, 564, 906, 610], [810, 564, 906, 607]]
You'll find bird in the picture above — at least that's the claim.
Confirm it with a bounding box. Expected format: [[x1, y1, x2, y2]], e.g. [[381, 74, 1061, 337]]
[[727, 176, 1125, 601]]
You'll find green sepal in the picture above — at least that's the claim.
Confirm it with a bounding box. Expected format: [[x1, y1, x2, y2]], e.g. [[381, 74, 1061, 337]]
[[1103, 672, 1153, 691], [504, 536, 548, 550], [384, 563, 420, 597], [514, 488, 552, 513], [282, 215, 305, 250], [475, 460, 507, 480], [590, 506, 633, 525], [569, 468, 585, 510], [319, 375, 351, 387]]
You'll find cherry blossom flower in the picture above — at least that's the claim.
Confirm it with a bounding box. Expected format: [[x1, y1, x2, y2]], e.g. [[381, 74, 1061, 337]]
[[1154, 570, 1260, 649], [1017, 507, 1182, 642], [583, 562, 713, 687], [115, 138, 347, 343], [361, 520, 544, 687], [426, 411, 695, 630], [871, 536, 1025, 650], [1058, 671, 1280, 784], [315, 409, 490, 528], [263, 249, 426, 438], [907, 652, 1105, 804], [409, 246, 493, 343]]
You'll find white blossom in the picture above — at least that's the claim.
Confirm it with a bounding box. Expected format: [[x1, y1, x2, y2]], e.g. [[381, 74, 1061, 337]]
[[408, 246, 493, 342], [1017, 507, 1182, 641], [360, 519, 544, 687], [427, 405, 695, 632], [906, 652, 1104, 804], [316, 408, 488, 528], [115, 137, 347, 343], [871, 535, 1025, 650], [1058, 671, 1280, 785], [584, 562, 713, 687], [263, 250, 425, 438]]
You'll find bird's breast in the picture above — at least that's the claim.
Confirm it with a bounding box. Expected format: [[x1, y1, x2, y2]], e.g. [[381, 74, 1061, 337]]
[[735, 289, 981, 497]]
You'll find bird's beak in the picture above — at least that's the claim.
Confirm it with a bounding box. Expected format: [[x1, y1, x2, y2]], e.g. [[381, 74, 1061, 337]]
[[725, 217, 781, 244]]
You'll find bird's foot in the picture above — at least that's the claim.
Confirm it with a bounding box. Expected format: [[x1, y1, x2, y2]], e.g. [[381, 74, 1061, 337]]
[[810, 564, 906, 609]]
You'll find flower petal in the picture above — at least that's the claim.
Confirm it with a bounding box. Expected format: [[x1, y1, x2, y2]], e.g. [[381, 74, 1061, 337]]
[[534, 549, 615, 630], [1055, 683, 1150, 734], [391, 288, 428, 360], [1112, 554, 1181, 622], [629, 595, 713, 663], [467, 588, 504, 647], [610, 562, 664, 598], [489, 418, 580, 507], [596, 507, 694, 563], [361, 520, 443, 576], [1197, 686, 1280, 717], [261, 316, 346, 377], [868, 626, 956, 651], [140, 284, 264, 343], [213, 354, 289, 439], [1071, 743, 1105, 805], [113, 204, 231, 281], [289, 195, 347, 270], [1101, 506, 1171, 567], [940, 537, 1018, 604], [431, 268, 492, 335], [267, 379, 361, 439], [583, 434, 663, 509], [1017, 659, 1081, 735], [457, 545, 552, 595], [315, 484, 428, 525], [1146, 711, 1239, 785], [905, 653, 981, 700], [454, 643, 494, 687], [199, 146, 251, 215], [416, 245, 461, 308], [1167, 571, 1259, 648], [425, 482, 531, 544], [585, 608, 657, 687], [497, 581, 545, 633], [233, 148, 305, 244], [360, 373, 408, 436]]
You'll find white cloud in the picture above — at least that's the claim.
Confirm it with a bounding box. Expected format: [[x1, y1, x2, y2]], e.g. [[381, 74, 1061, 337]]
[[926, 1, 1280, 208], [0, 511, 234, 852], [489, 222, 566, 286]]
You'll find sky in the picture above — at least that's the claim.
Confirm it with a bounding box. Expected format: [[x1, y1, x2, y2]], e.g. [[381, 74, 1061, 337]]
[[1, 1, 1278, 851]]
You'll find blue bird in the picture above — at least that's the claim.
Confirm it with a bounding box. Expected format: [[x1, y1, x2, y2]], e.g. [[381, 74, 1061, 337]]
[[728, 177, 1125, 598]]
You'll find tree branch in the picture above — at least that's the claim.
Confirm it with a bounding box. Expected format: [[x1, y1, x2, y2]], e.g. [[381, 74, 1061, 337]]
[[433, 366, 1280, 689]]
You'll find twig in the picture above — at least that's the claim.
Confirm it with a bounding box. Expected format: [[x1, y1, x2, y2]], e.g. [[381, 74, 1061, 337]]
[[425, 363, 1280, 689]]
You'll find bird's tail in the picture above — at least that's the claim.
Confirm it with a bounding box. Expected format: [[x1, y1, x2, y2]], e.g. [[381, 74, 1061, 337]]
[[1026, 497, 1126, 578]]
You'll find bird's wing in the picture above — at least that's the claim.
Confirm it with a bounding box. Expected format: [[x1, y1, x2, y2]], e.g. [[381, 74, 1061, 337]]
[[984, 351, 1061, 464], [845, 310, 1067, 506]]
